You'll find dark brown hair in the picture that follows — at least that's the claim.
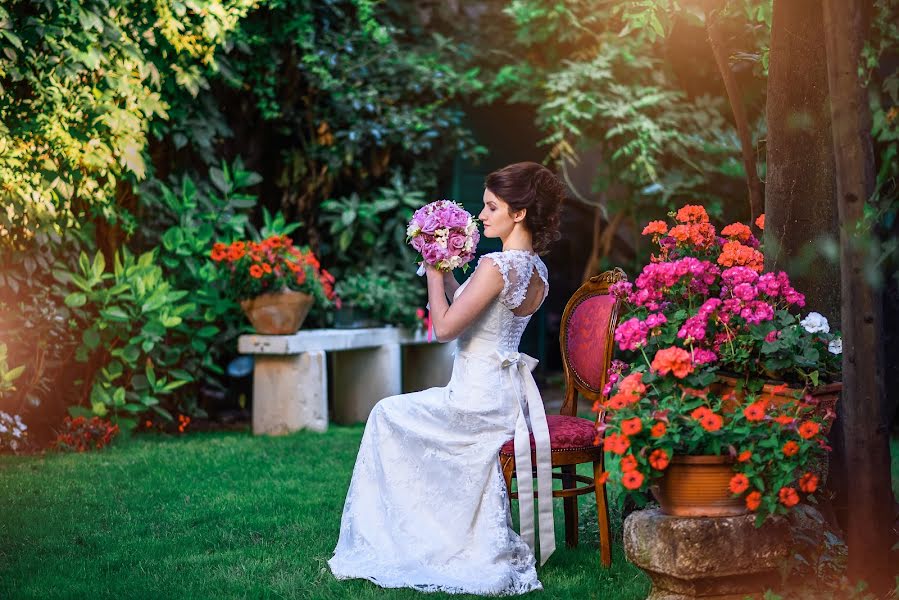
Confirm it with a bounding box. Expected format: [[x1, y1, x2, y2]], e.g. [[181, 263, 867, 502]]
[[484, 162, 564, 254]]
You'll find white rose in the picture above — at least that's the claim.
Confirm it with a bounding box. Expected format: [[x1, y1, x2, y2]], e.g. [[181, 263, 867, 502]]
[[465, 221, 477, 235], [828, 338, 842, 355], [800, 312, 830, 334], [449, 255, 463, 268]]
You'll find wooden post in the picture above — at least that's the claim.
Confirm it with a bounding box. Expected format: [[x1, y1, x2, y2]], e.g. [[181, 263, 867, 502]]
[[822, 0, 894, 593]]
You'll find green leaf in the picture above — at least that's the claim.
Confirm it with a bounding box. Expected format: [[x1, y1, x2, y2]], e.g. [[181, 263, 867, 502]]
[[65, 293, 87, 308], [92, 252, 106, 279], [113, 387, 126, 406], [83, 328, 101, 350], [99, 307, 130, 322], [91, 402, 108, 416]]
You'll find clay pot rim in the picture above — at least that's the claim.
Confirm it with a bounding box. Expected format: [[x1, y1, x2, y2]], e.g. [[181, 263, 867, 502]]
[[717, 373, 843, 395], [669, 454, 734, 465]]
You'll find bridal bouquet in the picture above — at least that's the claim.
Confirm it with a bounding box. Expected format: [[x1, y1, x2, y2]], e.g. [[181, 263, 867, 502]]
[[406, 200, 480, 272]]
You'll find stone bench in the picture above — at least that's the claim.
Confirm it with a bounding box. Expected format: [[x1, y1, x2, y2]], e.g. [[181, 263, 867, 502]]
[[238, 327, 457, 435]]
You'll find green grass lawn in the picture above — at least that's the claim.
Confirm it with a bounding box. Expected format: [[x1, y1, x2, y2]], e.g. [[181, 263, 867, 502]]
[[0, 427, 651, 600]]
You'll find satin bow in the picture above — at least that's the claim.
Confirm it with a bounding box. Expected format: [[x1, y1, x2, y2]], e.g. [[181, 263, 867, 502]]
[[497, 350, 556, 565]]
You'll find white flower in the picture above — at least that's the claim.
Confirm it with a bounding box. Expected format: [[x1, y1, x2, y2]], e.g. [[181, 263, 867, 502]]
[[828, 338, 843, 355], [12, 428, 21, 438], [465, 221, 477, 235], [800, 312, 830, 334], [406, 223, 421, 237], [0, 423, 7, 434]]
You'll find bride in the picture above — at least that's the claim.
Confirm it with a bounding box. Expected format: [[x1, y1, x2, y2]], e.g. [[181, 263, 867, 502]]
[[328, 162, 565, 595]]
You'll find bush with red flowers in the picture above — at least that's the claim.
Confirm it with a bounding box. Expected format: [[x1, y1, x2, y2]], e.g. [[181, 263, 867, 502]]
[[598, 205, 841, 520], [210, 235, 339, 308], [52, 416, 120, 452]]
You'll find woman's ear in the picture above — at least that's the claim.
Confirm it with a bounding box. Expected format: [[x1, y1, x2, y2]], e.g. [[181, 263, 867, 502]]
[[513, 208, 527, 223]]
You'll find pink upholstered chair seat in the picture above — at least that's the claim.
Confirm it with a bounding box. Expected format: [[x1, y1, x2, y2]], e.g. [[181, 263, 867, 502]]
[[499, 415, 598, 455]]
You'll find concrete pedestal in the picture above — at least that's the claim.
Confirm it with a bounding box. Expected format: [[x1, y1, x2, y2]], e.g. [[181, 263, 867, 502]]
[[252, 351, 327, 435], [332, 344, 402, 425], [624, 509, 790, 600]]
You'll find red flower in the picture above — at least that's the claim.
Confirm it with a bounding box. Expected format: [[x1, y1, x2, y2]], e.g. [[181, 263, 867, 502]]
[[606, 394, 628, 410], [605, 433, 631, 455], [249, 264, 264, 278], [737, 450, 752, 463], [651, 346, 695, 379], [798, 473, 819, 493], [622, 470, 645, 490], [778, 487, 800, 507], [798, 421, 820, 440], [650, 422, 667, 438], [743, 401, 767, 422], [729, 473, 749, 495], [649, 449, 670, 470], [691, 406, 711, 420], [700, 412, 723, 432], [774, 415, 795, 426], [620, 454, 638, 472], [621, 417, 642, 436], [596, 471, 610, 485], [782, 441, 799, 457], [745, 490, 762, 511]]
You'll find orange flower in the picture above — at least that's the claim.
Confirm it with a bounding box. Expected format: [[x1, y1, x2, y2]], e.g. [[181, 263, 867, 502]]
[[778, 486, 799, 507], [669, 224, 692, 243], [721, 222, 752, 242], [261, 263, 273, 274], [737, 450, 752, 463], [798, 473, 818, 493], [605, 433, 631, 455], [622, 470, 645, 490], [782, 441, 799, 457], [675, 204, 710, 224], [649, 449, 670, 470], [620, 454, 638, 472], [617, 372, 646, 402], [745, 490, 762, 511], [651, 422, 667, 438], [743, 401, 767, 422], [729, 473, 750, 494], [651, 346, 694, 379], [596, 471, 610, 485], [755, 214, 765, 230], [606, 394, 628, 410], [249, 264, 264, 278], [774, 415, 794, 426], [717, 240, 764, 272], [621, 417, 642, 436], [700, 412, 723, 432], [798, 421, 820, 440], [691, 406, 711, 420], [642, 220, 668, 236]]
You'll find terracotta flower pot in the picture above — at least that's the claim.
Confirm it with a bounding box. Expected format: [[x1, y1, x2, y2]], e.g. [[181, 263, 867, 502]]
[[652, 455, 747, 517], [239, 289, 314, 335], [712, 375, 842, 435]]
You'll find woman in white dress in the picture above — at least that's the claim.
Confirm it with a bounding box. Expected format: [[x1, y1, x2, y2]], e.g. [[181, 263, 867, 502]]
[[328, 162, 565, 595]]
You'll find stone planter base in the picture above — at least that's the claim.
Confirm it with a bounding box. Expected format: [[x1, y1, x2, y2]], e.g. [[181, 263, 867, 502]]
[[624, 508, 789, 600]]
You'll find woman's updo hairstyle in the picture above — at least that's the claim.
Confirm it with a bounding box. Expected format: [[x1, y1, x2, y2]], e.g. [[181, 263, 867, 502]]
[[485, 162, 564, 254]]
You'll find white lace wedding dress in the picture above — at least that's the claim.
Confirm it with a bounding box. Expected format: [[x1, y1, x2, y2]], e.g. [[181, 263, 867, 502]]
[[328, 250, 556, 595]]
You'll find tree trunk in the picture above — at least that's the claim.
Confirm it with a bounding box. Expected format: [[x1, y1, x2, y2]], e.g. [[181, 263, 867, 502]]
[[765, 0, 847, 532], [822, 0, 894, 593], [706, 15, 764, 222]]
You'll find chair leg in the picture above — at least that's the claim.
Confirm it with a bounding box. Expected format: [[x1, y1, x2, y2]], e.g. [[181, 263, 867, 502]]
[[561, 464, 578, 547], [593, 460, 612, 567], [501, 455, 515, 511]]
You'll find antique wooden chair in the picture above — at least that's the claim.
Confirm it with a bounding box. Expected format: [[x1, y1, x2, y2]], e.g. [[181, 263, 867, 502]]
[[499, 267, 627, 567]]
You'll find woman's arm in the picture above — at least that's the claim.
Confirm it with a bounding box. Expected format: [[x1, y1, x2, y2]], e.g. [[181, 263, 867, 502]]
[[425, 260, 503, 342], [443, 270, 461, 302]]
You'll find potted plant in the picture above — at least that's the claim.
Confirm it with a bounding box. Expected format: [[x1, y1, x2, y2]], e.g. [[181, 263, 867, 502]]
[[599, 204, 842, 520], [210, 235, 339, 334]]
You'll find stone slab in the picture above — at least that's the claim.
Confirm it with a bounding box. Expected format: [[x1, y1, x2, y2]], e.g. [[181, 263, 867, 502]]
[[239, 327, 402, 354], [402, 339, 457, 393]]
